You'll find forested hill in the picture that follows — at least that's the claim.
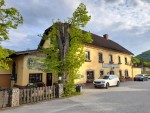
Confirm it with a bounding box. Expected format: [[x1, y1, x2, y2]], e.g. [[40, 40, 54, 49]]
[[136, 50, 150, 62]]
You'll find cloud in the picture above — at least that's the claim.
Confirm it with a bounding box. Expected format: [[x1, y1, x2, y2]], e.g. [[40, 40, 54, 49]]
[[2, 0, 150, 55], [6, 0, 80, 27], [1, 28, 41, 51]]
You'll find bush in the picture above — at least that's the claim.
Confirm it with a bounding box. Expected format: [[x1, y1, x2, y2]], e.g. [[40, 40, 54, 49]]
[[64, 82, 77, 97]]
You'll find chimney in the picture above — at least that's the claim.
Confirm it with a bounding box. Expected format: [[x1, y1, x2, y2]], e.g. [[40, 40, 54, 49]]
[[103, 34, 109, 40]]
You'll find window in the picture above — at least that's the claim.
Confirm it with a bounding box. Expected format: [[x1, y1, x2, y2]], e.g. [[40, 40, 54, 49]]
[[125, 70, 129, 78], [119, 70, 122, 77], [85, 51, 90, 61], [98, 53, 103, 63], [118, 56, 121, 64], [110, 71, 114, 75], [125, 57, 128, 64], [29, 73, 42, 83], [109, 54, 113, 64], [87, 71, 94, 83], [100, 70, 104, 76]]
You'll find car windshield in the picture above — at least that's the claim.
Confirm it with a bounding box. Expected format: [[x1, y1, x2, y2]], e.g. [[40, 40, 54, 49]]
[[137, 74, 143, 77], [103, 76, 109, 79]]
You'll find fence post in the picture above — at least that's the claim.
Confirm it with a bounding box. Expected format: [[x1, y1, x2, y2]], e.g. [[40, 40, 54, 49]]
[[58, 84, 64, 98], [11, 88, 20, 107], [54, 84, 64, 98]]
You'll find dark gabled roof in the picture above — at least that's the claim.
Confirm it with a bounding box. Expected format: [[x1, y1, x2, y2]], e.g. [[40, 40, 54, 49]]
[[38, 27, 133, 55], [38, 26, 52, 49], [9, 49, 40, 57], [88, 33, 133, 55]]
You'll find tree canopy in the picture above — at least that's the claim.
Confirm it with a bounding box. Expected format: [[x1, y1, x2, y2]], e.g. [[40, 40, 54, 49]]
[[41, 3, 92, 96], [0, 0, 23, 69]]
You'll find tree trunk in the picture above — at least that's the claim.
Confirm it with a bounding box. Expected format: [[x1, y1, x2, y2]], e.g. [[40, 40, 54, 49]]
[[56, 23, 70, 83]]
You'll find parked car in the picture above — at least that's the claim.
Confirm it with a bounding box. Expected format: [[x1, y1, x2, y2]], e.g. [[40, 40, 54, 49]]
[[93, 75, 120, 89], [145, 74, 150, 79], [134, 74, 148, 81]]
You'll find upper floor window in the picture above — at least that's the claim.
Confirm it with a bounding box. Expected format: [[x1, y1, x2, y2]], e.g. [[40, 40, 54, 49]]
[[125, 57, 128, 64], [109, 54, 113, 64], [118, 56, 121, 64], [85, 51, 91, 61], [98, 53, 103, 63]]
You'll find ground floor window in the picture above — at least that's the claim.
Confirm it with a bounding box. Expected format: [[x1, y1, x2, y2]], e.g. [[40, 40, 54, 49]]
[[29, 73, 42, 83], [125, 70, 129, 78]]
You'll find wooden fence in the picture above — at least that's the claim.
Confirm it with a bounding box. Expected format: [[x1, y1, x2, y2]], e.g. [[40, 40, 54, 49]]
[[0, 89, 11, 108], [19, 86, 56, 105], [0, 85, 61, 109]]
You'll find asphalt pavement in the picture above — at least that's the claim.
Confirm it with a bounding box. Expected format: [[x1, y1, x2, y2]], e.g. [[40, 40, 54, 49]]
[[1, 80, 150, 113]]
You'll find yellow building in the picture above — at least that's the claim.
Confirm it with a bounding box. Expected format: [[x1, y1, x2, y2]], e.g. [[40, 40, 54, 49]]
[[0, 28, 141, 88]]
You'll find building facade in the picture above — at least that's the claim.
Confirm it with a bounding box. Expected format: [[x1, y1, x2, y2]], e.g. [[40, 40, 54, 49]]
[[0, 28, 141, 88]]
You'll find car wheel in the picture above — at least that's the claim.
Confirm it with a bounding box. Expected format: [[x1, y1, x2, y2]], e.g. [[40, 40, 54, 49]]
[[134, 79, 136, 81], [106, 83, 109, 89], [95, 85, 97, 88], [116, 81, 120, 87]]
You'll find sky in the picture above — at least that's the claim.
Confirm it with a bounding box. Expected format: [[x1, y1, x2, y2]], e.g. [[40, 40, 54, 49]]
[[2, 0, 150, 56]]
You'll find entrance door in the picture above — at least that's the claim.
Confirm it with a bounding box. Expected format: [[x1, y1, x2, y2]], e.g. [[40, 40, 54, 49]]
[[86, 71, 94, 83], [110, 71, 114, 75], [46, 73, 52, 86]]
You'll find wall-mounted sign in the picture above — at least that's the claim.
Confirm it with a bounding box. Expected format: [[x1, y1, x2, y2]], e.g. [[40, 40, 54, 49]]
[[26, 55, 45, 70], [102, 63, 119, 68]]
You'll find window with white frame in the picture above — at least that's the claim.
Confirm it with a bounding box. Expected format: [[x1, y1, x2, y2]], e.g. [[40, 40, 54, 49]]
[[85, 51, 90, 61], [98, 53, 103, 63], [109, 54, 113, 63]]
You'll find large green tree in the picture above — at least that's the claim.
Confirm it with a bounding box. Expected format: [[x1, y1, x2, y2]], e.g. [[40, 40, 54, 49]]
[[41, 3, 92, 96], [0, 0, 23, 69]]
